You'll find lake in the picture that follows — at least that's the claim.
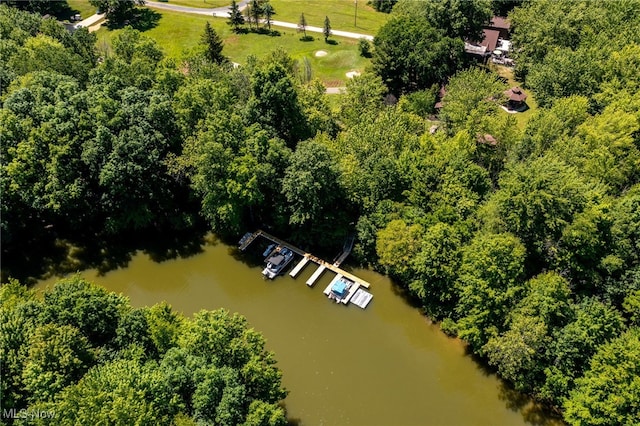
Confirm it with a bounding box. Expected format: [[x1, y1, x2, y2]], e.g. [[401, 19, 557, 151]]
[[35, 236, 560, 426]]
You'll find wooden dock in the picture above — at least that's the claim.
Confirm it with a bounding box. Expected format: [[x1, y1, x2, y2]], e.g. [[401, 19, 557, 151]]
[[238, 229, 373, 308], [341, 282, 362, 305], [306, 264, 327, 287], [313, 256, 370, 289], [239, 230, 306, 256], [289, 257, 310, 278]]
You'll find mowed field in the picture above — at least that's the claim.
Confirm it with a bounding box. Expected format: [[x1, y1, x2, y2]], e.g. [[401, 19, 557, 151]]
[[66, 0, 98, 19], [269, 0, 389, 34], [143, 0, 390, 34], [96, 8, 372, 85]]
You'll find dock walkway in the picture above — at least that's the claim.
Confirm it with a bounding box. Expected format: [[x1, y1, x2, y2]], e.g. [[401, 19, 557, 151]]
[[238, 229, 373, 307], [306, 265, 327, 286], [289, 256, 310, 278]]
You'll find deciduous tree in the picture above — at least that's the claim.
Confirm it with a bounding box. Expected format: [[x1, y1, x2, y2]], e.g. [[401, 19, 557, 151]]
[[372, 15, 464, 95], [564, 327, 640, 426]]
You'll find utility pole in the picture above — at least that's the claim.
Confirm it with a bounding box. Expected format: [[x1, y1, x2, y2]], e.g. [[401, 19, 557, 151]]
[[354, 0, 357, 27]]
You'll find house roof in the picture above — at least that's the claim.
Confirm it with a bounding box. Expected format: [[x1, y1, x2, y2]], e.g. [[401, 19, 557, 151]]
[[489, 16, 510, 30], [504, 87, 527, 102], [481, 29, 500, 52]]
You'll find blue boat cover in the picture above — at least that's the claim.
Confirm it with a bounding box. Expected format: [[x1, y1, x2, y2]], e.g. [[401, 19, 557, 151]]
[[331, 280, 348, 296]]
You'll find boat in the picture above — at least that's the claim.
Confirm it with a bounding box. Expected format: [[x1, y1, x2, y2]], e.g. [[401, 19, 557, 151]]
[[327, 277, 353, 303], [262, 247, 295, 279], [262, 243, 277, 257]]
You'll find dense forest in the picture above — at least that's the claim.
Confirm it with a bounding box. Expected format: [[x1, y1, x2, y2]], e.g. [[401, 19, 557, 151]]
[[0, 279, 287, 425], [1, 0, 639, 424]]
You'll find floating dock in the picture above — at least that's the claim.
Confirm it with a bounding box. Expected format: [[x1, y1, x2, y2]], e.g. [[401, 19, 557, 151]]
[[341, 282, 362, 305], [306, 265, 327, 287], [351, 288, 374, 309], [289, 256, 310, 278], [323, 274, 344, 295], [239, 230, 373, 308]]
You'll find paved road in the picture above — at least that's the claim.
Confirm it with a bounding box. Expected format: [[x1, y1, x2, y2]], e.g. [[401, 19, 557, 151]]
[[145, 0, 374, 40], [146, 0, 249, 17]]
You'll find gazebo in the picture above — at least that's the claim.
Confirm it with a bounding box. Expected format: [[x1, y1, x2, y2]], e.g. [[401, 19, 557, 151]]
[[504, 86, 528, 109]]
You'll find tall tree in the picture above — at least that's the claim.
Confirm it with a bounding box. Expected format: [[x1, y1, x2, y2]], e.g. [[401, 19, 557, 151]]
[[245, 62, 309, 145], [89, 0, 146, 24], [201, 22, 226, 65], [372, 15, 464, 95], [227, 0, 245, 32], [263, 1, 274, 30], [297, 13, 307, 38], [392, 0, 492, 40], [250, 0, 262, 29], [323, 16, 332, 42], [564, 327, 640, 426], [439, 67, 507, 135], [455, 232, 527, 353], [371, 0, 398, 13]]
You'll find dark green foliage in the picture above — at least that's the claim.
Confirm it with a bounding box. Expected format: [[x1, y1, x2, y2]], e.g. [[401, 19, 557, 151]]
[[89, 0, 146, 24], [323, 16, 331, 42], [392, 0, 492, 40], [245, 62, 310, 144], [372, 15, 464, 95], [483, 155, 600, 265], [510, 0, 640, 107], [370, 0, 397, 13], [541, 298, 625, 406], [282, 137, 349, 246], [3, 5, 640, 424], [564, 327, 640, 426], [438, 68, 507, 136], [201, 22, 226, 65], [357, 37, 371, 57], [228, 0, 245, 31], [40, 276, 128, 346], [3, 279, 288, 425], [1, 0, 71, 15], [455, 233, 527, 352]]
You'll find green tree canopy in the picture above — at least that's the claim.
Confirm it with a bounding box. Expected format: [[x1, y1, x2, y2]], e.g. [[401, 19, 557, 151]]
[[563, 327, 640, 426], [372, 14, 464, 95]]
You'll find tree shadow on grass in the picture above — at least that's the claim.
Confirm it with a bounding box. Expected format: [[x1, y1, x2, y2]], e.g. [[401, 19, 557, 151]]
[[105, 8, 161, 31], [299, 35, 314, 42], [50, 3, 81, 22], [326, 39, 338, 45]]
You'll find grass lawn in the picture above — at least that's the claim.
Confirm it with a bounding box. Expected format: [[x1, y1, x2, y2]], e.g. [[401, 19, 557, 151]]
[[63, 0, 97, 20], [269, 0, 390, 35], [162, 0, 229, 8], [493, 64, 537, 129], [96, 9, 370, 85]]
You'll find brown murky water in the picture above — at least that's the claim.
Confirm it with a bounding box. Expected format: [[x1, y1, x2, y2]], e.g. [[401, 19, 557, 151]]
[[36, 238, 560, 426]]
